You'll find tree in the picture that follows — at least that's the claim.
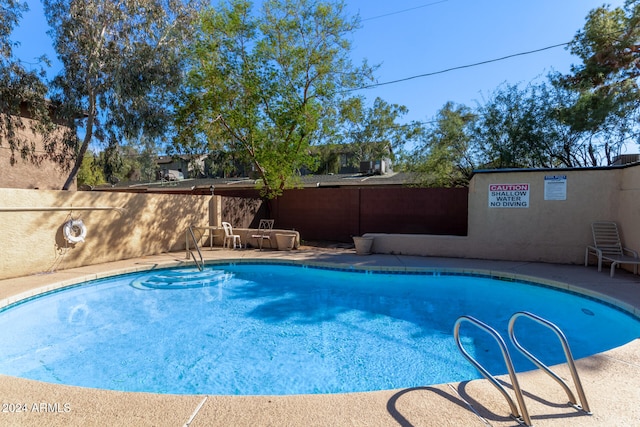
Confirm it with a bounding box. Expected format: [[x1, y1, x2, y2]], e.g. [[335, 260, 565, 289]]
[[76, 151, 105, 187], [134, 137, 162, 182], [472, 81, 616, 169], [0, 0, 54, 165], [474, 83, 558, 169], [537, 80, 599, 167], [87, 139, 160, 185], [566, 1, 639, 91], [43, 0, 203, 190], [308, 143, 341, 174], [559, 0, 640, 160], [408, 102, 477, 187], [173, 0, 374, 199], [336, 96, 424, 169]]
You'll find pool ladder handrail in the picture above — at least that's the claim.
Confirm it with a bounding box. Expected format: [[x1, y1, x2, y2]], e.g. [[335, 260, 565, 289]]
[[454, 315, 532, 426], [508, 311, 591, 414], [454, 312, 592, 427], [185, 226, 204, 271]]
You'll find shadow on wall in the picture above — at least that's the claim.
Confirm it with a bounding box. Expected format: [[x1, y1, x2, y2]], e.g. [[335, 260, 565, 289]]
[[222, 197, 263, 228], [91, 192, 209, 261], [0, 189, 210, 279]]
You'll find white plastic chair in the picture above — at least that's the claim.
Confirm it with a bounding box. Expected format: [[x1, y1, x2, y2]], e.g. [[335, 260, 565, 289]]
[[222, 222, 241, 249]]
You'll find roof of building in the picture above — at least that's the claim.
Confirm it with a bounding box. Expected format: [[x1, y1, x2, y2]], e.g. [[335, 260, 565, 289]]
[[89, 172, 420, 194]]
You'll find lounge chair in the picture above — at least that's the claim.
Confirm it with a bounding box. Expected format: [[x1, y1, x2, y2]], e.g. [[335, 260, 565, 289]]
[[222, 222, 241, 249], [585, 221, 640, 277], [251, 219, 274, 250]]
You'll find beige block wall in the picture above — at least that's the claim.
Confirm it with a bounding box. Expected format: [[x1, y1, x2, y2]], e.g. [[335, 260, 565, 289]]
[[369, 165, 640, 265], [0, 189, 214, 280]]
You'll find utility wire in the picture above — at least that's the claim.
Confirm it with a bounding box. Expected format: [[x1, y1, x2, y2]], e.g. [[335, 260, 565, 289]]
[[352, 42, 571, 91], [361, 1, 448, 22]]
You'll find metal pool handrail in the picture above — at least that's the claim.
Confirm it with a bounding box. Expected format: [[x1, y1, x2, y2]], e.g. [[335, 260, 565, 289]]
[[453, 315, 532, 427], [185, 226, 204, 271], [508, 311, 591, 414]]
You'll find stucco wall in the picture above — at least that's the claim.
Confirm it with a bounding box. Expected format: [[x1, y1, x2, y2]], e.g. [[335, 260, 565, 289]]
[[369, 165, 640, 265], [0, 189, 212, 280], [618, 166, 640, 252], [0, 116, 75, 190]]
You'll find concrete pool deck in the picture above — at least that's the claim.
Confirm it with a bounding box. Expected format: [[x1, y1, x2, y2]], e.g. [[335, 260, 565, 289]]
[[1, 247, 639, 427]]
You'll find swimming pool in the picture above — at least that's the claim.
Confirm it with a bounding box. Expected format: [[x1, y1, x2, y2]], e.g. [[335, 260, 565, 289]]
[[0, 262, 638, 395]]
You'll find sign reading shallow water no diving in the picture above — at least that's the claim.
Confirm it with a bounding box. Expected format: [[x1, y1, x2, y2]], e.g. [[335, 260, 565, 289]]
[[488, 183, 530, 208]]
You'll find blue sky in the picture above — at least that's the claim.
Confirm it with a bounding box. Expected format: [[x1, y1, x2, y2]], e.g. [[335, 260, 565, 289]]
[[345, 0, 626, 124], [13, 0, 626, 127]]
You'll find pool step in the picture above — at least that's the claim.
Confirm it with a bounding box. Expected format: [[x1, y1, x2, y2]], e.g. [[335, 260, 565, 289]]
[[131, 269, 233, 290]]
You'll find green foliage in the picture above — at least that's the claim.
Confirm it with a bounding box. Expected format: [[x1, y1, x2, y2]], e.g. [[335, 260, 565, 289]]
[[408, 102, 477, 187], [475, 83, 563, 169], [567, 1, 639, 89], [76, 151, 105, 187], [94, 141, 159, 183], [559, 0, 640, 161], [311, 144, 342, 174], [0, 0, 55, 166], [445, 80, 628, 171], [44, 0, 203, 189], [173, 0, 374, 199], [100, 142, 124, 183], [335, 97, 424, 168]]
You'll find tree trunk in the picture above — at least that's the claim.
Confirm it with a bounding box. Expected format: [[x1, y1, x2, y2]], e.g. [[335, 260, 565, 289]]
[[62, 94, 96, 190], [61, 134, 91, 190]]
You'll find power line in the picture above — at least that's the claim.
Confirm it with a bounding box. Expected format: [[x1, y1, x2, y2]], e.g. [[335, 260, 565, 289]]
[[353, 42, 571, 91], [361, 1, 448, 22]]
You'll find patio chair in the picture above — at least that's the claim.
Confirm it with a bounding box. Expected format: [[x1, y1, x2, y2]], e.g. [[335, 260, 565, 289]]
[[251, 219, 274, 250], [585, 221, 640, 277], [222, 222, 242, 249]]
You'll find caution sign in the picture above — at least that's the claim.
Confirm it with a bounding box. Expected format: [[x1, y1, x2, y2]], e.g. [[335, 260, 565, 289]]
[[488, 183, 530, 208]]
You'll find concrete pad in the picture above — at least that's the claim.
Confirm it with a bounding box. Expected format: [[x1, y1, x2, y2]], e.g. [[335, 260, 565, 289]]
[[190, 385, 488, 427], [0, 375, 203, 427]]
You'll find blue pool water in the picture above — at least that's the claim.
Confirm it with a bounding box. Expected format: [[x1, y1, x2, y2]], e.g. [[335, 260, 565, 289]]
[[0, 263, 638, 395]]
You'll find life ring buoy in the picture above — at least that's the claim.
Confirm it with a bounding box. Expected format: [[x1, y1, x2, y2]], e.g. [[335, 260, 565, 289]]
[[63, 219, 87, 243]]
